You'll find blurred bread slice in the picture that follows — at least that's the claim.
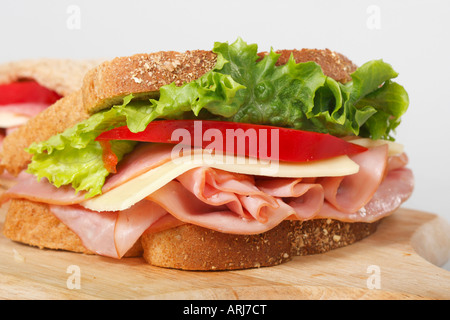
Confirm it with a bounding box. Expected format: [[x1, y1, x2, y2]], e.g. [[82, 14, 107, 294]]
[[0, 58, 104, 96]]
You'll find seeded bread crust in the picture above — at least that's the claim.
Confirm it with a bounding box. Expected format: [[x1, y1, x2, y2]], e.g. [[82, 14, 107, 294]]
[[0, 48, 357, 176], [141, 218, 380, 271], [81, 50, 218, 114]]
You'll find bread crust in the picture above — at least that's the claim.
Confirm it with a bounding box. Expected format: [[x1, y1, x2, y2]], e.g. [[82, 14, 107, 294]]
[[2, 199, 380, 270], [81, 50, 218, 114], [0, 48, 357, 176]]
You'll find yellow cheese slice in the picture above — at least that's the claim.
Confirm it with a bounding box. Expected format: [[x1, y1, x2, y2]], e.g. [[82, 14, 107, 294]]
[[81, 151, 359, 212], [348, 138, 404, 156]]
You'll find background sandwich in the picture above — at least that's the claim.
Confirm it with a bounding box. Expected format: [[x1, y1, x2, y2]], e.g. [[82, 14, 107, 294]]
[[0, 39, 414, 270], [0, 58, 102, 189]]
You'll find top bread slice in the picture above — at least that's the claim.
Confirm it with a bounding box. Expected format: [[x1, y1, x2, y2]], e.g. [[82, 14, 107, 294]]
[[0, 48, 357, 176]]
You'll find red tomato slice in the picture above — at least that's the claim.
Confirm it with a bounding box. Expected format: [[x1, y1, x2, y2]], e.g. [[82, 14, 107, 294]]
[[0, 81, 62, 106], [96, 120, 367, 162]]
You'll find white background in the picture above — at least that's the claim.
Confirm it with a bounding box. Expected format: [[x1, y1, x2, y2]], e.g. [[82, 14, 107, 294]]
[[1, 0, 449, 268]]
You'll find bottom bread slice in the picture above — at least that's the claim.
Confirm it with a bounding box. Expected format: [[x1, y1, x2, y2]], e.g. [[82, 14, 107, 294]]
[[2, 199, 381, 270], [141, 218, 380, 270]]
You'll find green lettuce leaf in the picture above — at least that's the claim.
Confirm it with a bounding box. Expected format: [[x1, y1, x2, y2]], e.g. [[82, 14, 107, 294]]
[[26, 101, 136, 198], [28, 139, 136, 198]]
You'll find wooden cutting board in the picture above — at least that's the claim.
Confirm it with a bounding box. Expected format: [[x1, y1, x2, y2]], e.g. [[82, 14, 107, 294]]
[[0, 205, 449, 300]]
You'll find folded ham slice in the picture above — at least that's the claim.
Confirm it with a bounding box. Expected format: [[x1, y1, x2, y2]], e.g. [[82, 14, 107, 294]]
[[148, 178, 301, 234], [256, 178, 324, 220], [317, 167, 414, 222], [176, 167, 280, 222], [2, 144, 414, 259], [318, 144, 388, 213], [50, 200, 167, 258]]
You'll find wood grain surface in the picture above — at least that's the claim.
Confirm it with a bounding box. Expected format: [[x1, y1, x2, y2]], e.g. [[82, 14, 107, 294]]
[[0, 204, 449, 300]]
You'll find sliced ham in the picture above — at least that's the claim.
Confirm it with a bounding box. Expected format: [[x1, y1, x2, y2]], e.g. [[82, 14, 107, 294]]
[[50, 205, 119, 258], [45, 164, 414, 258], [103, 143, 175, 191], [50, 200, 167, 258], [114, 200, 168, 257], [317, 167, 414, 222], [256, 178, 324, 219], [386, 152, 409, 172], [144, 213, 185, 234], [360, 167, 414, 220], [1, 171, 86, 205], [176, 167, 279, 222], [2, 143, 414, 259], [317, 144, 388, 213], [147, 180, 296, 234]]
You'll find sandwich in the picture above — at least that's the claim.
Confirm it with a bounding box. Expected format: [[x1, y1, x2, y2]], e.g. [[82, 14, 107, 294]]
[[0, 38, 414, 270], [0, 59, 102, 189]]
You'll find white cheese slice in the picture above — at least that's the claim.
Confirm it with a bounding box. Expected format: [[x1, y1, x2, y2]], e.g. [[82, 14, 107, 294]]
[[0, 111, 30, 128], [81, 151, 359, 212], [348, 138, 404, 156]]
